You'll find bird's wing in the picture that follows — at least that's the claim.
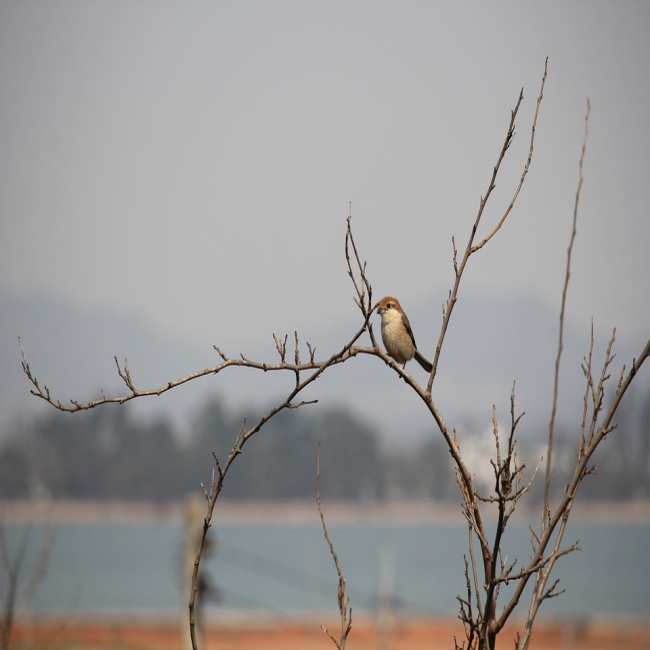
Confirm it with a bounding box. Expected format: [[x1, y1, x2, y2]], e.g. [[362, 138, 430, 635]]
[[402, 313, 418, 348]]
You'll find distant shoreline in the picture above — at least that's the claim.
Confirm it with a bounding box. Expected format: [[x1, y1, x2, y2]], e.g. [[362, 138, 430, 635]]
[[2, 497, 649, 526]]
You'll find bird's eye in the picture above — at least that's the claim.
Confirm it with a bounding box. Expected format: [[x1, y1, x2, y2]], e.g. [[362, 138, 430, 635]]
[[387, 302, 393, 308]]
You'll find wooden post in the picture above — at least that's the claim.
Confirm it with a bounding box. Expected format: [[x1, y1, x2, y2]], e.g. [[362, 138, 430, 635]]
[[183, 494, 204, 650]]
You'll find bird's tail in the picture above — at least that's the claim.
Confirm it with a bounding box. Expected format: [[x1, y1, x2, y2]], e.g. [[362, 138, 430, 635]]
[[414, 350, 433, 373]]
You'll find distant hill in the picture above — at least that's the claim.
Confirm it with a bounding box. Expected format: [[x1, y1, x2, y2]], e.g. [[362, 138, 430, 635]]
[[0, 289, 213, 433], [1, 289, 646, 445]]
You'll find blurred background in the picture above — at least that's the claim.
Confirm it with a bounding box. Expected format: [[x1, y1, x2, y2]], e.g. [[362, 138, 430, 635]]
[[1, 1, 649, 648]]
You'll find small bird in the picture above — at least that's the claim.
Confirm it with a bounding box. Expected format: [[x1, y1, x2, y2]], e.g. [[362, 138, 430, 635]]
[[376, 296, 433, 373]]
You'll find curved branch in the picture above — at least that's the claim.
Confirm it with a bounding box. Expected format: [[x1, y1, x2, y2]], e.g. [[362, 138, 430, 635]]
[[471, 59, 547, 254], [544, 96, 589, 517], [428, 58, 548, 392], [19, 335, 378, 414]]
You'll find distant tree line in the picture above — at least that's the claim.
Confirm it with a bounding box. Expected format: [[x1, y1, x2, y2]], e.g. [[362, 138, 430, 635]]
[[0, 390, 648, 502], [0, 397, 387, 501]]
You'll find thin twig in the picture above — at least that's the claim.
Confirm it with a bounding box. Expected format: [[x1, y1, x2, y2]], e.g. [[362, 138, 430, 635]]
[[472, 59, 548, 253], [317, 442, 352, 649], [543, 98, 590, 518]]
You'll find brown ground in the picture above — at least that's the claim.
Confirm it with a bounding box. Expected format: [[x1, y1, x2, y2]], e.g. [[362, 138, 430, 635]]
[[10, 616, 650, 650]]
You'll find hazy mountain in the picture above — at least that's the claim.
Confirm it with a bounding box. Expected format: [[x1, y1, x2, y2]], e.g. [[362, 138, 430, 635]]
[[0, 290, 213, 434], [1, 289, 646, 446]]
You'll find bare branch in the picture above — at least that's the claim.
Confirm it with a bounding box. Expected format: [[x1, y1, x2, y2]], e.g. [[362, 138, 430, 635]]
[[429, 59, 548, 392], [579, 322, 596, 458], [468, 529, 483, 620], [19, 335, 377, 413], [457, 555, 478, 649], [0, 517, 54, 650], [472, 59, 548, 253], [544, 98, 590, 516], [600, 337, 650, 435], [273, 333, 288, 362], [345, 208, 373, 316], [317, 442, 352, 649]]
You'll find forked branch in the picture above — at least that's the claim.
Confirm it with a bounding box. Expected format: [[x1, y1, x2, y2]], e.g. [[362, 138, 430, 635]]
[[429, 58, 548, 391]]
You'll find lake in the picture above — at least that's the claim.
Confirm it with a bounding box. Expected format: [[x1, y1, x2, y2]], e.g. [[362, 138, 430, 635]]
[[5, 513, 649, 621]]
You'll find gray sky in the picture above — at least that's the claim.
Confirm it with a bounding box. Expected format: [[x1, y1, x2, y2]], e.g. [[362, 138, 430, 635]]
[[1, 2, 649, 438]]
